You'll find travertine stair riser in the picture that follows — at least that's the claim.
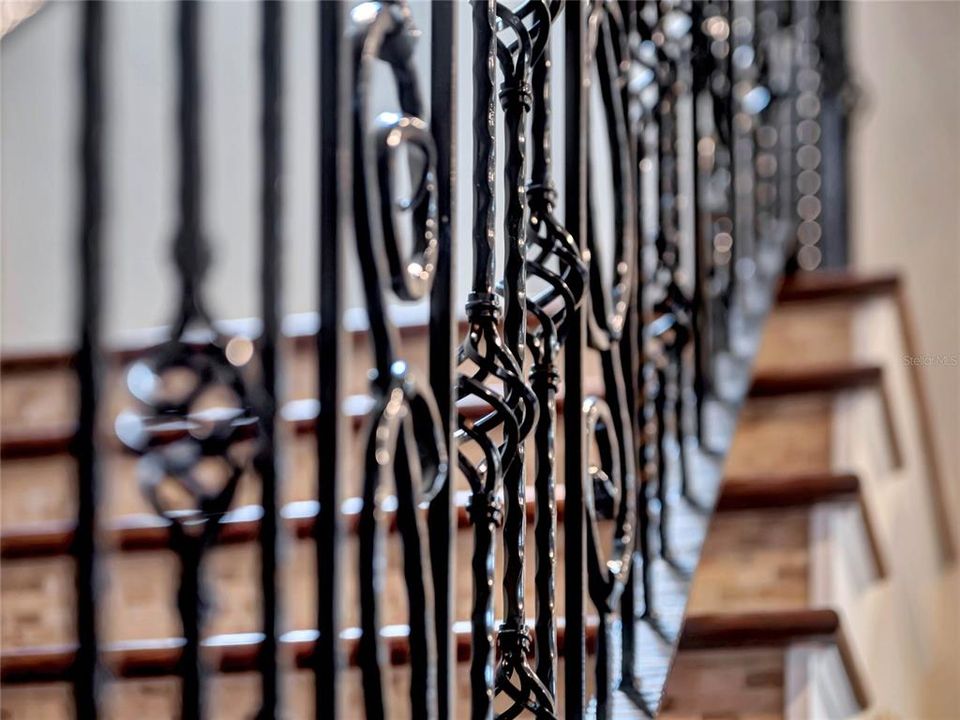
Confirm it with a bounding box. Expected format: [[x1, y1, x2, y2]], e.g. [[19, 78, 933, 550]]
[[0, 658, 596, 720], [724, 396, 833, 476], [0, 517, 613, 650], [686, 509, 810, 615], [755, 303, 854, 372], [659, 648, 786, 720], [1, 420, 572, 526], [0, 334, 603, 433]]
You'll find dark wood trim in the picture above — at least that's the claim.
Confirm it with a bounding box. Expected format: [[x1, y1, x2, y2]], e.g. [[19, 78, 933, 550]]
[[718, 472, 860, 510], [1, 487, 571, 559], [777, 271, 899, 305], [749, 364, 883, 398], [0, 618, 598, 684], [1, 468, 892, 583]]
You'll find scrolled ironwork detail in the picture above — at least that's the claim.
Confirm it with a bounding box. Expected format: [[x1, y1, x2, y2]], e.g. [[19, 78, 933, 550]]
[[583, 1, 638, 712], [116, 4, 258, 717], [348, 2, 449, 717]]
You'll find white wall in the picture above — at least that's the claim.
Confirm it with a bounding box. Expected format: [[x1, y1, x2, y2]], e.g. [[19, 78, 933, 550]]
[[1, 1, 591, 352], [847, 0, 960, 551]]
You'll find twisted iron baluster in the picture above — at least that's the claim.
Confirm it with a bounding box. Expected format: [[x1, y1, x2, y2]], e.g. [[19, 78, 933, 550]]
[[116, 4, 255, 718], [348, 3, 449, 718], [523, 1, 588, 702], [584, 3, 638, 715], [459, 3, 525, 717], [490, 4, 552, 717]]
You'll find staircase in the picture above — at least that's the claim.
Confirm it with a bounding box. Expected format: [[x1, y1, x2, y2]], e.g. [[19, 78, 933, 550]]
[[1, 270, 954, 718]]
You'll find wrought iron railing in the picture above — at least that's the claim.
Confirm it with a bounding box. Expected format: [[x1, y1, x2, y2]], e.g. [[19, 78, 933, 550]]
[[47, 0, 850, 717]]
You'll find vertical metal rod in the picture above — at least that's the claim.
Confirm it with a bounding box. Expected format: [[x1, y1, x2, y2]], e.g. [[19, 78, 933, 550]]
[[563, 2, 587, 716], [73, 2, 104, 716], [468, 3, 497, 718], [428, 2, 458, 718], [472, 0, 497, 297], [257, 1, 283, 716], [315, 1, 345, 716], [174, 0, 208, 331], [175, 6, 204, 716]]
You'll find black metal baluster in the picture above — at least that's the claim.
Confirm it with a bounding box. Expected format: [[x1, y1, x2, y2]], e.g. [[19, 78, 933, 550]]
[[73, 2, 104, 716], [491, 4, 549, 717], [349, 3, 448, 718], [689, 0, 715, 454], [523, 2, 588, 704], [428, 3, 458, 718], [562, 2, 588, 716], [256, 2, 283, 716], [462, 3, 499, 716], [314, 0, 346, 715], [614, 0, 650, 704], [583, 5, 638, 714], [116, 4, 258, 719]]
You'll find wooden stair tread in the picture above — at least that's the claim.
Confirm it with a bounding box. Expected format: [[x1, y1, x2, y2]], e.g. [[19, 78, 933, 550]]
[[777, 271, 899, 305], [2, 470, 876, 559], [748, 363, 882, 397], [0, 487, 561, 558], [0, 617, 600, 684], [0, 362, 887, 460], [680, 608, 869, 709], [0, 270, 901, 374], [718, 472, 860, 510]]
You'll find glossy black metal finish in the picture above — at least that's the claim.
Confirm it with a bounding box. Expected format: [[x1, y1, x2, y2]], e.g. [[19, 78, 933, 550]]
[[256, 2, 283, 716], [583, 4, 638, 713], [314, 1, 346, 716], [428, 3, 458, 718], [349, 3, 448, 718], [525, 4, 587, 704], [492, 4, 550, 717], [562, 2, 588, 717], [73, 2, 104, 716], [461, 4, 500, 718]]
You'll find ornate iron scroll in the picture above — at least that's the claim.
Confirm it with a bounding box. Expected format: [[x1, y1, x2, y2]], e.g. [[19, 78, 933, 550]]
[[348, 2, 449, 718], [583, 2, 638, 714], [116, 3, 257, 718]]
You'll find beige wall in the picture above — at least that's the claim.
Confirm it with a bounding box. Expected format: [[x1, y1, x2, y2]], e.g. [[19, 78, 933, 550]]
[[848, 0, 960, 526], [847, 4, 960, 717]]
